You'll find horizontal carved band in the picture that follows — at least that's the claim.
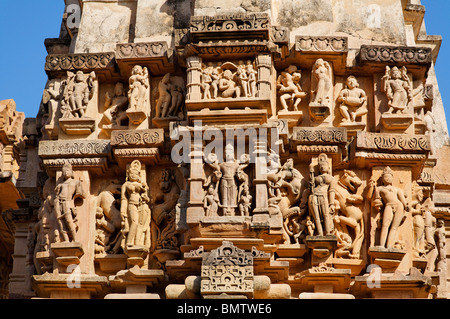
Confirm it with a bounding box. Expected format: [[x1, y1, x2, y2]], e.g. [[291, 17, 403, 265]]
[[295, 36, 348, 53], [183, 41, 280, 58], [114, 148, 159, 157], [190, 13, 270, 33], [297, 145, 339, 153], [292, 127, 347, 144], [110, 129, 165, 147], [359, 45, 432, 64], [356, 131, 430, 152], [116, 42, 169, 59], [42, 157, 107, 169], [39, 140, 111, 158], [45, 53, 115, 72]]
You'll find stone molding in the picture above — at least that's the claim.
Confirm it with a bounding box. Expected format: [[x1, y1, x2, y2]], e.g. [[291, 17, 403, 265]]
[[38, 140, 111, 158], [359, 45, 432, 65], [45, 52, 115, 73], [295, 36, 348, 53], [355, 131, 430, 152], [110, 129, 165, 148], [292, 127, 347, 144]]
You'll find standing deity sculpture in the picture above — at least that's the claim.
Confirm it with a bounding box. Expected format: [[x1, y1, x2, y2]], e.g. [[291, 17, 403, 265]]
[[367, 166, 410, 249], [277, 65, 307, 112], [381, 66, 413, 114], [53, 162, 85, 243], [337, 75, 368, 124], [128, 65, 149, 112], [307, 154, 337, 236], [41, 80, 62, 127], [310, 59, 332, 107], [435, 219, 447, 273], [120, 160, 151, 248], [205, 146, 250, 216], [155, 73, 184, 119], [60, 71, 96, 118]]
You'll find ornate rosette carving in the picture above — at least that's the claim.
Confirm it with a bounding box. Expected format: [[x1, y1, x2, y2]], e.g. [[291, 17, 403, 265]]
[[295, 36, 348, 53], [360, 45, 432, 64], [116, 42, 169, 59], [191, 13, 270, 34], [357, 131, 430, 152], [45, 53, 115, 72]]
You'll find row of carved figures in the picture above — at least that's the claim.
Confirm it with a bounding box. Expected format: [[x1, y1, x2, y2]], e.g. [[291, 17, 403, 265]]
[[40, 60, 434, 133], [32, 161, 181, 271]]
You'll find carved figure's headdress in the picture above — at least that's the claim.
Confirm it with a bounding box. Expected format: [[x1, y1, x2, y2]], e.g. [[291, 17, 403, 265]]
[[382, 166, 393, 177]]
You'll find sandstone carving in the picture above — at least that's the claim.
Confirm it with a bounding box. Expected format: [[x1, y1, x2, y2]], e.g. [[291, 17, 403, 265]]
[[381, 66, 412, 114], [337, 76, 367, 125], [60, 71, 96, 119], [277, 65, 307, 112]]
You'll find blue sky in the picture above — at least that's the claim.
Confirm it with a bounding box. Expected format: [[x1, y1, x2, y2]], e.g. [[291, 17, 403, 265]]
[[0, 1, 449, 133]]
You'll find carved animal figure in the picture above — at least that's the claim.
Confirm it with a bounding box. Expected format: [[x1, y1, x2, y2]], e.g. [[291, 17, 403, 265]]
[[334, 170, 365, 259]]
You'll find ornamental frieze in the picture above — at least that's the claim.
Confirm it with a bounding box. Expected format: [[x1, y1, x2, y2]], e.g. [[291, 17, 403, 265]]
[[355, 131, 430, 152], [292, 127, 347, 144], [359, 45, 432, 65], [295, 36, 348, 53], [110, 129, 165, 148], [38, 140, 111, 158]]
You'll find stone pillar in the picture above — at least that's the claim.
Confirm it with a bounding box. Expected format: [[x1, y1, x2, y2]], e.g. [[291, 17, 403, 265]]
[[186, 56, 203, 101], [186, 123, 204, 225], [256, 54, 272, 100]]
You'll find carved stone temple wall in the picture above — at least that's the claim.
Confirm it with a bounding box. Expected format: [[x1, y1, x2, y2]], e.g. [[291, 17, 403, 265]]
[[2, 0, 450, 299]]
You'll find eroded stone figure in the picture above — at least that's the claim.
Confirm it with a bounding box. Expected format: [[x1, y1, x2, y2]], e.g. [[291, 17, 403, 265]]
[[277, 65, 307, 112], [238, 184, 252, 216], [53, 162, 85, 242], [120, 160, 151, 248], [151, 169, 180, 251], [61, 71, 96, 118], [367, 166, 409, 249], [435, 219, 447, 272], [155, 73, 185, 119], [308, 154, 336, 236], [381, 66, 412, 114], [95, 180, 122, 255], [411, 182, 426, 258], [337, 76, 368, 124], [310, 59, 332, 106], [103, 82, 128, 127], [219, 69, 241, 98], [333, 170, 365, 259], [34, 179, 55, 253], [128, 65, 149, 112], [42, 80, 62, 126], [204, 184, 220, 217]]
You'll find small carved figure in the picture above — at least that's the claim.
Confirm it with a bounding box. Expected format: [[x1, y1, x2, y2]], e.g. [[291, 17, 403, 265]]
[[53, 162, 85, 242], [204, 184, 220, 217], [61, 71, 96, 118], [238, 184, 252, 216], [42, 80, 62, 126], [120, 160, 151, 248], [381, 66, 412, 114], [308, 154, 337, 236], [411, 182, 426, 258], [435, 219, 447, 272], [277, 65, 307, 112], [237, 60, 249, 98], [219, 69, 241, 98], [128, 65, 149, 112], [337, 76, 368, 123], [246, 60, 257, 97], [103, 82, 128, 127], [310, 59, 332, 106], [155, 73, 185, 118], [368, 166, 410, 248]]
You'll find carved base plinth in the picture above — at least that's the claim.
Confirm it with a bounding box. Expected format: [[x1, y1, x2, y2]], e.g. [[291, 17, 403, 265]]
[[152, 116, 181, 128], [309, 104, 330, 122], [380, 113, 413, 132], [187, 108, 268, 125], [412, 258, 428, 272], [277, 110, 303, 127], [109, 267, 165, 294], [94, 254, 127, 274], [44, 124, 59, 139], [101, 124, 128, 137], [186, 97, 270, 111], [124, 245, 149, 268], [32, 273, 109, 299], [126, 109, 146, 125], [414, 120, 427, 135], [306, 235, 337, 265], [352, 267, 433, 299], [294, 266, 351, 294], [35, 251, 54, 274], [153, 248, 180, 264], [368, 247, 406, 273], [338, 121, 366, 134], [59, 117, 95, 135], [50, 242, 84, 273], [332, 258, 366, 276]]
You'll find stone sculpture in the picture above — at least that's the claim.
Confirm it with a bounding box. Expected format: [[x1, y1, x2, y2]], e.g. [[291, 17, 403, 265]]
[[381, 66, 412, 114], [128, 65, 149, 114], [53, 162, 85, 242], [103, 82, 128, 127], [277, 65, 307, 112], [60, 71, 96, 118], [155, 73, 185, 119], [307, 154, 336, 236], [333, 170, 365, 259], [367, 166, 409, 249], [310, 59, 332, 107], [337, 76, 368, 124], [120, 160, 151, 248]]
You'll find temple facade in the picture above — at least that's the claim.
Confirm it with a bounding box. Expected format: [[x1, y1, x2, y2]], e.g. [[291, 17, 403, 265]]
[[1, 0, 450, 299]]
